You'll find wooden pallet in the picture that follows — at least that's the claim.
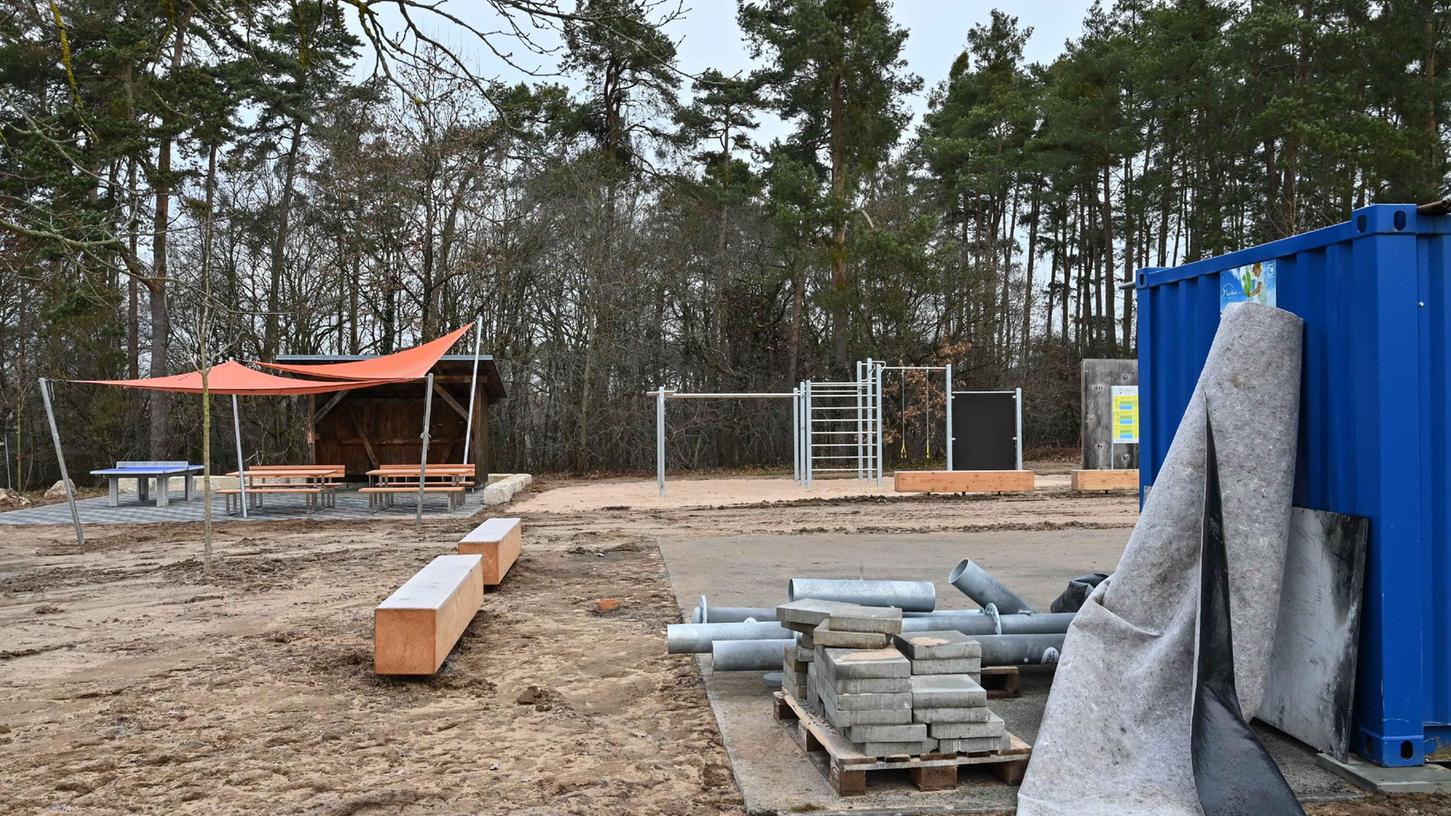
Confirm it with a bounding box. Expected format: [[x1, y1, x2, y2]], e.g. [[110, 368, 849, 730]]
[[981, 665, 1022, 699], [772, 690, 1031, 796]]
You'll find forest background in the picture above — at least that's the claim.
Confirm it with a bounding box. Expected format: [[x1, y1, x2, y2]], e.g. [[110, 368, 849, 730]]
[[2, 0, 1446, 485]]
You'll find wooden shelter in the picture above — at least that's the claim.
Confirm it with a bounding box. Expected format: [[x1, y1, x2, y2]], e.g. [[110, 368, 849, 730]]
[[275, 354, 506, 479]]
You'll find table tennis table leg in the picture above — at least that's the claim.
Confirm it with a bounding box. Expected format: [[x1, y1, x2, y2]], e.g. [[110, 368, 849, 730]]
[[138, 477, 148, 503], [184, 474, 195, 501], [107, 478, 119, 507], [156, 477, 170, 507]]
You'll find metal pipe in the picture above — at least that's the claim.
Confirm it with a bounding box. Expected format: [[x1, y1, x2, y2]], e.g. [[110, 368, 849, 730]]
[[1015, 387, 1024, 471], [38, 379, 83, 546], [232, 393, 248, 519], [656, 388, 666, 497], [788, 578, 936, 612], [666, 620, 794, 654], [415, 373, 434, 529], [712, 639, 795, 671], [792, 387, 801, 484], [978, 633, 1065, 666], [461, 319, 482, 468], [945, 362, 954, 471], [875, 362, 884, 486], [690, 604, 778, 624], [804, 380, 812, 489], [948, 559, 1035, 614], [856, 360, 864, 480], [901, 612, 1073, 636], [708, 634, 1065, 671]]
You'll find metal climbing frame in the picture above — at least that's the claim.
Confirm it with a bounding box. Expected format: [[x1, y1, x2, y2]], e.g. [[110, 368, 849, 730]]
[[873, 363, 956, 472], [649, 358, 957, 496]]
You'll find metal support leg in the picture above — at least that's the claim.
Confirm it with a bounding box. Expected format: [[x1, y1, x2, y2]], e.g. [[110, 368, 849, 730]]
[[1015, 387, 1024, 470], [232, 395, 248, 519], [656, 388, 666, 497], [804, 381, 813, 490], [792, 387, 801, 484], [870, 361, 882, 482], [416, 373, 434, 529], [945, 363, 954, 471], [38, 378, 83, 547], [855, 361, 864, 480]]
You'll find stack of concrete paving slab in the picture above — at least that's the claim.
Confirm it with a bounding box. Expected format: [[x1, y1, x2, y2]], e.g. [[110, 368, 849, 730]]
[[777, 598, 947, 757], [895, 629, 1007, 753]]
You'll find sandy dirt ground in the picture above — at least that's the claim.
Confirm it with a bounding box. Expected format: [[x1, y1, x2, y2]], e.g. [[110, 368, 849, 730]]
[[1, 475, 1444, 815]]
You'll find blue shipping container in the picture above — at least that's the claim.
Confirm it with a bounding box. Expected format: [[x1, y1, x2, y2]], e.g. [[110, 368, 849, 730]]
[[1136, 203, 1450, 767]]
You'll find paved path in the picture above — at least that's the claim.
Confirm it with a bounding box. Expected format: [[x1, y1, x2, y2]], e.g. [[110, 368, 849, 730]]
[[0, 489, 488, 525], [657, 529, 1360, 814]]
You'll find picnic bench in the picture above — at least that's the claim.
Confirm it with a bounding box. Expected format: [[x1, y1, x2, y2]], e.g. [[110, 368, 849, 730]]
[[360, 464, 475, 511], [219, 465, 346, 516], [90, 461, 203, 507]]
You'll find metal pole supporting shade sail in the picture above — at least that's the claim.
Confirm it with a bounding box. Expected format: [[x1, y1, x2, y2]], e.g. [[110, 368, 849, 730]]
[[38, 378, 83, 546]]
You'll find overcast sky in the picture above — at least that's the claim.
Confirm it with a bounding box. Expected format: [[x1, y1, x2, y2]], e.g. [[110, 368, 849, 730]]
[[371, 1, 1094, 142]]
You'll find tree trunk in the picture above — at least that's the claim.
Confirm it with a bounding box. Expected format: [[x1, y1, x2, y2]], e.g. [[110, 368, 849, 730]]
[[1020, 186, 1040, 364], [146, 6, 191, 458], [829, 72, 849, 372], [262, 117, 305, 359]]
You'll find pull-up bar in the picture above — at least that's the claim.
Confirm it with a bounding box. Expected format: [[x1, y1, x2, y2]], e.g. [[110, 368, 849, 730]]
[[648, 388, 798, 496]]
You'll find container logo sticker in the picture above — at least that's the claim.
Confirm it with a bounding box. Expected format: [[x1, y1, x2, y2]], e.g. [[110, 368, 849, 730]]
[[1111, 385, 1139, 444], [1220, 259, 1276, 311]]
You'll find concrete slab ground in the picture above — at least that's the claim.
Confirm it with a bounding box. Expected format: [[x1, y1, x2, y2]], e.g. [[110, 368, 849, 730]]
[[0, 488, 489, 525], [658, 530, 1364, 814], [1317, 752, 1451, 794]]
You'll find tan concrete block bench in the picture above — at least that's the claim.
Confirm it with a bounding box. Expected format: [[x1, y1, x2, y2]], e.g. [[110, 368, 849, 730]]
[[458, 517, 522, 587], [374, 554, 484, 675]]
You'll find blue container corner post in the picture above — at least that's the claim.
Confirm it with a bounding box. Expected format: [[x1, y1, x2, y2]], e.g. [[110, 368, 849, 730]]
[[1135, 203, 1450, 767]]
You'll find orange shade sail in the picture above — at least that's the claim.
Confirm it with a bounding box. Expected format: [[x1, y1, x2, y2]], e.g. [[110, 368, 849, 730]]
[[257, 323, 473, 381], [73, 360, 395, 396]]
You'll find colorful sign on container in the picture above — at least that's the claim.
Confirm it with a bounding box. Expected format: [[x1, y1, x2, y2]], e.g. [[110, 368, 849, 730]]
[[1221, 259, 1277, 310], [1111, 385, 1139, 444]]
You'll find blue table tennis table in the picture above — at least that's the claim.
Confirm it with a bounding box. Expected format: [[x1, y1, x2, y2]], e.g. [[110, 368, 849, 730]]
[[90, 461, 204, 507]]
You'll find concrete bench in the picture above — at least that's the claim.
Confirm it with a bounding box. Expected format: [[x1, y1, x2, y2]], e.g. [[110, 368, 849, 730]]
[[458, 517, 522, 587], [374, 554, 484, 675], [894, 470, 1036, 494]]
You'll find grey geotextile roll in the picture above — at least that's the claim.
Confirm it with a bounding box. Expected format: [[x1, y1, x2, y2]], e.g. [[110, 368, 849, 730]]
[[1016, 302, 1303, 816]]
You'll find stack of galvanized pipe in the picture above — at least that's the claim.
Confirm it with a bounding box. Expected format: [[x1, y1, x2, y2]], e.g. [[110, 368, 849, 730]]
[[666, 564, 1072, 672]]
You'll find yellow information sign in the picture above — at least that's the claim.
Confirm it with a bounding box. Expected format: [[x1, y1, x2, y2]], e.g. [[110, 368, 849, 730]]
[[1111, 385, 1139, 444]]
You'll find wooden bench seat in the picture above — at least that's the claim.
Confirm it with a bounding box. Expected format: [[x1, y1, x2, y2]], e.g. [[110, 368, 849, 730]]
[[894, 470, 1036, 494], [1069, 469, 1139, 491], [374, 554, 483, 675], [217, 485, 331, 515], [358, 484, 471, 492], [458, 517, 522, 587], [359, 484, 470, 511]]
